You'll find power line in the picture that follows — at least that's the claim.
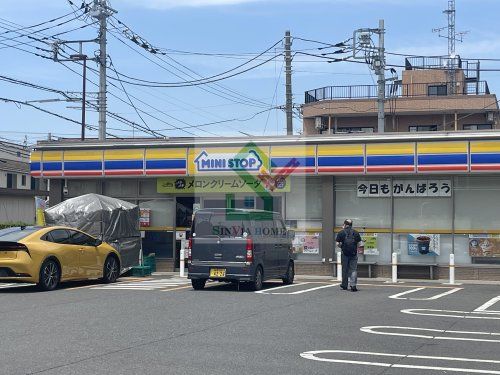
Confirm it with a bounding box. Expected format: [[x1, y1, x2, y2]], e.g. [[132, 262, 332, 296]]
[[0, 96, 119, 137], [108, 30, 270, 109], [108, 16, 277, 108], [107, 52, 283, 88]]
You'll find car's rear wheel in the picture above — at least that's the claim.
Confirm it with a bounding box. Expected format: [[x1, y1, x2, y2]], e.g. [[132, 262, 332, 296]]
[[38, 259, 60, 291], [192, 279, 207, 290], [102, 255, 119, 284], [251, 266, 263, 291], [282, 261, 294, 285]]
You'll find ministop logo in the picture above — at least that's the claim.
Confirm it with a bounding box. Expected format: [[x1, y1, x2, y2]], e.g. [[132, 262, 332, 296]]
[[194, 149, 263, 172]]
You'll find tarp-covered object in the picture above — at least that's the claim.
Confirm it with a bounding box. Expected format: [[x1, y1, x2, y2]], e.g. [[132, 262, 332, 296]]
[[45, 194, 140, 269]]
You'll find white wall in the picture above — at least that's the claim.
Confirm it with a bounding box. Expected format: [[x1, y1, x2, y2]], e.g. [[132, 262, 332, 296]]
[[0, 171, 30, 190], [0, 196, 35, 224]]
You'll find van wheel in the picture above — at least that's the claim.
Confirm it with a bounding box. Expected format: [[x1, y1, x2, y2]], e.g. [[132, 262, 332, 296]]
[[251, 266, 263, 291], [192, 279, 206, 290], [282, 262, 294, 285]]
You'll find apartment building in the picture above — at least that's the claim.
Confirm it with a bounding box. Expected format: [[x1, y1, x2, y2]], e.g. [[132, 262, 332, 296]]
[[302, 57, 499, 134], [0, 140, 48, 223]]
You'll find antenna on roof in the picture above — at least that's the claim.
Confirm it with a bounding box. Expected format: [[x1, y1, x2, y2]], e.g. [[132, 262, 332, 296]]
[[432, 0, 469, 94]]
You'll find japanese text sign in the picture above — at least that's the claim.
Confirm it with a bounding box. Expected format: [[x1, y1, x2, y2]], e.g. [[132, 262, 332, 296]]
[[357, 180, 452, 198], [157, 176, 290, 194]]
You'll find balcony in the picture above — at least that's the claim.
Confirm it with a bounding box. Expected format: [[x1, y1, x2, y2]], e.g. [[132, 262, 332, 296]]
[[304, 81, 490, 104]]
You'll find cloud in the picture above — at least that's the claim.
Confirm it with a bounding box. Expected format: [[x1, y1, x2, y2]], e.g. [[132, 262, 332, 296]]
[[119, 0, 267, 9]]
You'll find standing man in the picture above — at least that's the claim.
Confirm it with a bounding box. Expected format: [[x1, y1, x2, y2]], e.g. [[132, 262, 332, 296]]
[[336, 219, 362, 292]]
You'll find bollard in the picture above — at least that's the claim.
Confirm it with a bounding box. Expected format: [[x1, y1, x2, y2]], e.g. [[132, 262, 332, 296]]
[[337, 251, 342, 281], [180, 248, 185, 277], [392, 252, 398, 283], [449, 253, 455, 285]]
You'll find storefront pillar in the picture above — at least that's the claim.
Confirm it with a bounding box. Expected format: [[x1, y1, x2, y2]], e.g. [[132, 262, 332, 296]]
[[321, 176, 335, 260], [49, 179, 64, 205]]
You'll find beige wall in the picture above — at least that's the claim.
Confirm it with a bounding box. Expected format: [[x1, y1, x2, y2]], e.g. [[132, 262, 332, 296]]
[[402, 69, 466, 86], [305, 113, 493, 135]]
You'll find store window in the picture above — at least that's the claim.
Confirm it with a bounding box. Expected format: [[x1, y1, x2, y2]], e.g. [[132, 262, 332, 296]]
[[103, 179, 138, 197], [139, 199, 175, 228], [454, 176, 500, 265], [286, 177, 322, 261], [335, 177, 392, 263], [67, 179, 99, 197], [393, 190, 453, 265]]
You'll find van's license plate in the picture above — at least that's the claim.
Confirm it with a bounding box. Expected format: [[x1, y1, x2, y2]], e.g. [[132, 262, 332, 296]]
[[210, 268, 226, 278]]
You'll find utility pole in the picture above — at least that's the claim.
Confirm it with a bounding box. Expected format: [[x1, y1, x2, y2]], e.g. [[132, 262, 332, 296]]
[[376, 19, 385, 134], [91, 0, 116, 141], [352, 19, 386, 133], [284, 30, 293, 135]]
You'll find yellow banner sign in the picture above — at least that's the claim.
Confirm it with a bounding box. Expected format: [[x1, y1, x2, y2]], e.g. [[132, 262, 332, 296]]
[[157, 176, 290, 194]]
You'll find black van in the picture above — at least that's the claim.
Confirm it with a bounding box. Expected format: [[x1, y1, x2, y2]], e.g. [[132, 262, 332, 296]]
[[187, 208, 294, 291]]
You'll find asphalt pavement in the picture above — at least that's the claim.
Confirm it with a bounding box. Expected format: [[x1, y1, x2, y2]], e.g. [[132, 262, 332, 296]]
[[1, 275, 500, 375]]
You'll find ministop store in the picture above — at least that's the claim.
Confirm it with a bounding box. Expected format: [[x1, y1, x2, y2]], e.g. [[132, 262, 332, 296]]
[[31, 132, 500, 280]]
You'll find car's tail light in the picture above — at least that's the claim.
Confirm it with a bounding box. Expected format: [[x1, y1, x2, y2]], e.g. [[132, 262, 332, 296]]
[[187, 238, 192, 262], [0, 242, 30, 256], [245, 238, 254, 263]]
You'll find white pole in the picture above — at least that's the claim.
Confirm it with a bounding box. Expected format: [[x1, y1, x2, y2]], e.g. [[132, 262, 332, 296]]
[[449, 253, 455, 285], [392, 252, 398, 283], [337, 251, 342, 281], [180, 247, 185, 277]]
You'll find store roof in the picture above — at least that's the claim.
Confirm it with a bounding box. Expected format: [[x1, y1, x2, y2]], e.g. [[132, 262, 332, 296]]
[[33, 131, 500, 151]]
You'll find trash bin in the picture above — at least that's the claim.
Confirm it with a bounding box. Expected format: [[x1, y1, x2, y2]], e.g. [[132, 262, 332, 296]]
[[143, 253, 156, 273]]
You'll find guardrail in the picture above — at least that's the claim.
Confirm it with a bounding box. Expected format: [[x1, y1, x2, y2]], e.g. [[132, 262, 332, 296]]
[[304, 81, 490, 103]]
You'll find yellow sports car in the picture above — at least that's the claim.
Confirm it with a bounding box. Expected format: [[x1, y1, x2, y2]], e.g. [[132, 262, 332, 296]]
[[0, 226, 121, 291]]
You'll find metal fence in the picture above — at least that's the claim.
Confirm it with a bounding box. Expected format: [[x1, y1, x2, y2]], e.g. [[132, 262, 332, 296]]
[[304, 81, 490, 103]]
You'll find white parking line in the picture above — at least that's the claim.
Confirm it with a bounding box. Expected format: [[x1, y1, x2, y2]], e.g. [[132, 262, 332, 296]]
[[361, 326, 500, 343], [256, 282, 340, 295], [475, 296, 500, 313], [401, 308, 500, 320], [300, 350, 500, 374], [0, 283, 34, 289], [389, 287, 462, 300], [91, 278, 190, 291]]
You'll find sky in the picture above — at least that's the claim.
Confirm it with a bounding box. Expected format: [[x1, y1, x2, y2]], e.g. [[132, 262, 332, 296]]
[[1, 0, 500, 144]]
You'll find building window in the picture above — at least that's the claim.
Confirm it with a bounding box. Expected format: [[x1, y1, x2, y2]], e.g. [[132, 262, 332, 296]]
[[336, 127, 374, 134], [6, 173, 17, 189], [428, 85, 447, 96], [21, 175, 26, 186], [409, 125, 438, 132], [463, 124, 493, 131]]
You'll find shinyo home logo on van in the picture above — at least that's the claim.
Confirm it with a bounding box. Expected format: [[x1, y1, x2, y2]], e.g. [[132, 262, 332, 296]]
[[194, 150, 263, 172]]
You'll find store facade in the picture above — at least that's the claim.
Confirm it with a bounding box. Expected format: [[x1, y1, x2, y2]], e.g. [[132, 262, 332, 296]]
[[31, 133, 500, 280]]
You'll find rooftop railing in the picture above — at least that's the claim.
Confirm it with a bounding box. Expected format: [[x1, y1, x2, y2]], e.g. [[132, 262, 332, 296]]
[[304, 81, 490, 104]]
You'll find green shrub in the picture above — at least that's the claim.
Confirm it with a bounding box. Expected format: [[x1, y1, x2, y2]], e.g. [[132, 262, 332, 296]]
[[0, 222, 31, 230]]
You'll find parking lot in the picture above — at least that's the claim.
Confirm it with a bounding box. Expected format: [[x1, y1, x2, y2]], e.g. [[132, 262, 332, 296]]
[[1, 276, 500, 375]]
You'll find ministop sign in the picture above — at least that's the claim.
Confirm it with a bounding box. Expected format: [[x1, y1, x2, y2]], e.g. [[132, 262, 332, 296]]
[[194, 149, 263, 173]]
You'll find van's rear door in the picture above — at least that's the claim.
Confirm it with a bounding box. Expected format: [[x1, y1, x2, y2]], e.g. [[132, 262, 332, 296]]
[[191, 211, 249, 263]]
